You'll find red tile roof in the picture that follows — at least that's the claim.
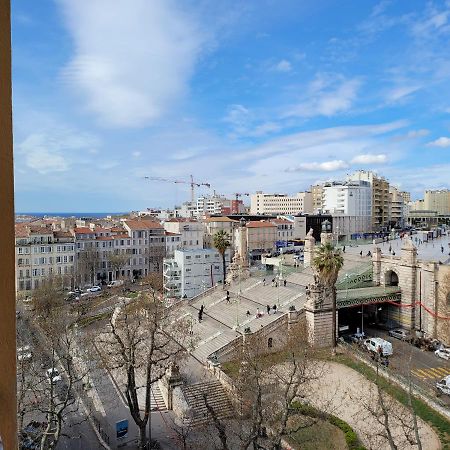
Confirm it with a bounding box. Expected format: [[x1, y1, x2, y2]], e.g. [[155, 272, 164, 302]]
[[124, 219, 163, 230], [271, 218, 292, 225], [166, 218, 198, 223], [246, 221, 277, 228], [74, 227, 95, 234]]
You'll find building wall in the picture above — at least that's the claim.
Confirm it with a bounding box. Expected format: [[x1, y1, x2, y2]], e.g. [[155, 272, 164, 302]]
[[163, 249, 230, 298], [424, 190, 450, 215], [164, 220, 204, 250], [322, 181, 371, 217], [250, 191, 312, 215]]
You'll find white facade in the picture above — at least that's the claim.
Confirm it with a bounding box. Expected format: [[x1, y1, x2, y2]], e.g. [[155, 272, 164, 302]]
[[322, 181, 371, 217], [163, 249, 230, 299], [16, 226, 75, 292], [250, 191, 313, 215], [165, 232, 182, 257], [164, 219, 204, 250]]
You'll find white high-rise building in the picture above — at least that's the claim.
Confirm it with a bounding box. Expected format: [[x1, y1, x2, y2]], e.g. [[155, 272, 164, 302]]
[[250, 191, 313, 215], [322, 181, 372, 216]]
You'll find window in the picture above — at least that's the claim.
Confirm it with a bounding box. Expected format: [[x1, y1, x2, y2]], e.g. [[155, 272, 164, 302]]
[[18, 247, 23, 254]]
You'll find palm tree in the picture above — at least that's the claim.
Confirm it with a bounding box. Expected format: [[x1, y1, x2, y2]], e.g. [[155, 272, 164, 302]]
[[312, 241, 344, 349], [213, 230, 231, 285]]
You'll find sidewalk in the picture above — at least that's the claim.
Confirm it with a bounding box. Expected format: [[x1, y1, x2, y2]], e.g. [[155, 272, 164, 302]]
[[308, 361, 440, 449]]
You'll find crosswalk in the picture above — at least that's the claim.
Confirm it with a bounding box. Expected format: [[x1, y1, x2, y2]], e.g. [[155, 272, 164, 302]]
[[411, 366, 450, 380]]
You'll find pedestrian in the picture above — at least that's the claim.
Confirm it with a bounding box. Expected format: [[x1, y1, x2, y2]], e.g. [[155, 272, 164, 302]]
[[226, 292, 231, 303], [198, 310, 203, 322], [272, 304, 277, 313], [343, 245, 346, 253], [256, 307, 260, 318], [392, 251, 395, 256], [283, 279, 287, 287], [441, 246, 444, 254], [271, 278, 275, 287], [389, 245, 392, 253], [275, 281, 278, 288], [266, 305, 271, 315], [246, 310, 251, 317], [263, 278, 266, 286], [360, 250, 363, 257]]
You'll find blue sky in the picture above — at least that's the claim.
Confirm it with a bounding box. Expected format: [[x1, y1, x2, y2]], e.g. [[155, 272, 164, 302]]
[[12, 0, 450, 212]]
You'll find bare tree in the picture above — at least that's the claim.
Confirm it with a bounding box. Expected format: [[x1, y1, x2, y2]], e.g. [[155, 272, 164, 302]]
[[350, 355, 424, 450], [108, 252, 130, 280], [76, 247, 100, 287], [203, 322, 328, 450], [18, 277, 89, 449], [95, 287, 191, 449]]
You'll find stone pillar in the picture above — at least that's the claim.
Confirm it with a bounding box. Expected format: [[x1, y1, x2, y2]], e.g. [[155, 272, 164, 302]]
[[305, 279, 335, 347], [399, 237, 417, 330], [320, 232, 333, 245], [159, 362, 183, 410], [303, 229, 315, 268], [372, 245, 382, 286]]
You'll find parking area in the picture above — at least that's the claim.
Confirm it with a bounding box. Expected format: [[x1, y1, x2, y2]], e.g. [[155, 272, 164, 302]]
[[345, 326, 450, 407]]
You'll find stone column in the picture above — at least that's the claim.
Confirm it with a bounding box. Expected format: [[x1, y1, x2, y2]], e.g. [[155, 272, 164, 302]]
[[303, 229, 315, 268], [320, 232, 333, 245], [399, 237, 417, 330], [159, 362, 183, 410], [305, 279, 335, 348], [372, 245, 382, 286]]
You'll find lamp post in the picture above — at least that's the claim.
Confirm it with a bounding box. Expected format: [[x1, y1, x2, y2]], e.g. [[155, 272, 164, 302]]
[[236, 263, 242, 329], [357, 304, 364, 335]]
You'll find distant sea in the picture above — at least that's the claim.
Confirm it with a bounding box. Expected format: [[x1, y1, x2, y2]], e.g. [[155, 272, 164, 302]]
[[16, 212, 128, 219]]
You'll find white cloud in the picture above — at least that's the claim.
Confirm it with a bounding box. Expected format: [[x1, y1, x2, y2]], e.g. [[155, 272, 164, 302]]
[[59, 0, 207, 127], [426, 137, 450, 147], [132, 151, 141, 158], [286, 75, 362, 118], [273, 59, 292, 72], [293, 160, 349, 172], [17, 128, 100, 174], [351, 153, 387, 164], [385, 85, 421, 103]]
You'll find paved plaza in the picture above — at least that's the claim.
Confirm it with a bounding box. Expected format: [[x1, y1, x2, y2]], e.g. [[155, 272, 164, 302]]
[[345, 233, 450, 264]]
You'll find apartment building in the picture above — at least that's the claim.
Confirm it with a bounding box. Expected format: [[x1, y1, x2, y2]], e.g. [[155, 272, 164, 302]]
[[163, 248, 229, 299], [204, 216, 239, 248], [15, 224, 75, 292], [164, 218, 204, 250], [310, 184, 324, 212], [165, 232, 182, 257], [250, 191, 313, 215], [123, 219, 165, 275], [347, 170, 390, 231], [236, 220, 277, 259], [271, 218, 295, 242], [322, 181, 371, 216], [424, 189, 450, 215], [389, 187, 405, 228]]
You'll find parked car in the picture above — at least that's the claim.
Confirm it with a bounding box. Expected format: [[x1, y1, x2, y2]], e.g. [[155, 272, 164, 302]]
[[436, 375, 450, 396], [435, 347, 450, 361], [388, 328, 410, 341], [364, 337, 393, 356], [107, 280, 124, 287], [46, 368, 62, 384], [87, 285, 102, 292], [350, 332, 366, 344]]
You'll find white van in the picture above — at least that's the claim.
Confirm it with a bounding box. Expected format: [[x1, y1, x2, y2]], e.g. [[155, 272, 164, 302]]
[[364, 337, 393, 356], [108, 280, 124, 287], [436, 375, 450, 396]]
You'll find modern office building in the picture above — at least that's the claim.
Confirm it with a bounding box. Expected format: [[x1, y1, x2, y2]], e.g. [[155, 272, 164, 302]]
[[424, 189, 450, 215], [250, 191, 313, 215], [347, 170, 390, 231]]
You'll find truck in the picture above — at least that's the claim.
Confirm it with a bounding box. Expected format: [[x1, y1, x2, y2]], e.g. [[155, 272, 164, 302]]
[[363, 337, 393, 357]]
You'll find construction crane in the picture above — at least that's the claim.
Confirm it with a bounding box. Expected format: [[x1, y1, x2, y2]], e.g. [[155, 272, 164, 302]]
[[144, 175, 211, 203], [232, 193, 250, 214]]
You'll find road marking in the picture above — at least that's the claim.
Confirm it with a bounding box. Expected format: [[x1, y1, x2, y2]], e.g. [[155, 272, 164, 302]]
[[411, 366, 450, 379]]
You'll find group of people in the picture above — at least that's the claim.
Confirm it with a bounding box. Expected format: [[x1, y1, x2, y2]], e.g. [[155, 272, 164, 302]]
[[248, 304, 278, 319], [262, 278, 287, 287]]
